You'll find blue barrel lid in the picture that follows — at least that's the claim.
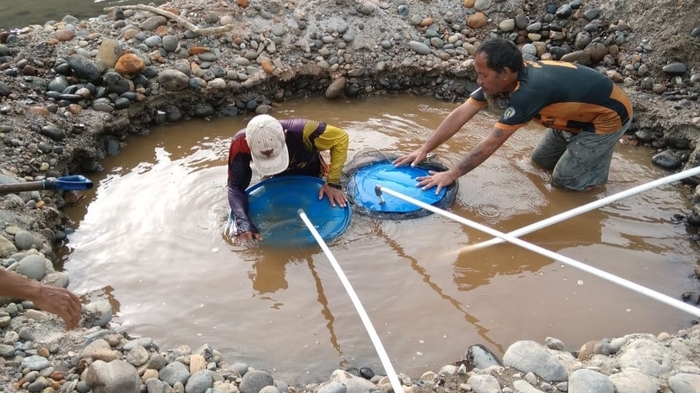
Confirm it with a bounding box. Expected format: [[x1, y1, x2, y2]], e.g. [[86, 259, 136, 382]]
[[244, 175, 352, 246], [351, 163, 446, 214]]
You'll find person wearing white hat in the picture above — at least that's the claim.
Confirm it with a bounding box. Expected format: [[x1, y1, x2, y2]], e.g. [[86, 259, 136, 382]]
[[225, 114, 350, 244]]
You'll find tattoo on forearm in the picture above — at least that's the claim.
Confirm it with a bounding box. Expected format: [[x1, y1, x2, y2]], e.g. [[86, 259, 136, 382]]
[[456, 128, 505, 176], [457, 150, 482, 175]]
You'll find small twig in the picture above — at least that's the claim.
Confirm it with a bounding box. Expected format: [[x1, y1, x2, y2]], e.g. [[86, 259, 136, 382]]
[[103, 4, 233, 35]]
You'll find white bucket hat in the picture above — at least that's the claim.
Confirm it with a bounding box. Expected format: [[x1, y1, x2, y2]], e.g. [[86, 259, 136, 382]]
[[246, 115, 289, 176]]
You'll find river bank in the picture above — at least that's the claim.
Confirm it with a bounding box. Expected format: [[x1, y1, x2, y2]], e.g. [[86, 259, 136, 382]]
[[1, 0, 700, 392]]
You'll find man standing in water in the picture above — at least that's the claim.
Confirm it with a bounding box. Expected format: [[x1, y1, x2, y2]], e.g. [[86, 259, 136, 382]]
[[394, 37, 633, 193], [225, 114, 349, 244]]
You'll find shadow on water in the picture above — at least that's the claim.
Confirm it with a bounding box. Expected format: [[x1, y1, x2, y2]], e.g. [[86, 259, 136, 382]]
[[56, 95, 700, 385]]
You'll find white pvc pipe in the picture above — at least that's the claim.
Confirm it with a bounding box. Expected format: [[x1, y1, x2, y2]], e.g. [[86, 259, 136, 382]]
[[377, 186, 700, 318], [298, 209, 405, 393], [461, 165, 700, 253]]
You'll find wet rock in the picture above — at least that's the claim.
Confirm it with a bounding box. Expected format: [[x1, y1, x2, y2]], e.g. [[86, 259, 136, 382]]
[[652, 150, 682, 169], [358, 367, 374, 379], [194, 104, 214, 117], [466, 344, 502, 370], [326, 77, 346, 98]]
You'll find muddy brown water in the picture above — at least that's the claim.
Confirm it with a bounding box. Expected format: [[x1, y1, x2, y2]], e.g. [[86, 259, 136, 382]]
[[57, 95, 700, 385], [0, 0, 166, 29]]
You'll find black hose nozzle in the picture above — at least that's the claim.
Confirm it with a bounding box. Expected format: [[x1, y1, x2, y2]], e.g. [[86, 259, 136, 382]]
[[374, 185, 386, 205]]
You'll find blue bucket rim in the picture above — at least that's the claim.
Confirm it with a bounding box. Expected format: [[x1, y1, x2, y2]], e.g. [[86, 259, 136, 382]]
[[245, 175, 352, 244]]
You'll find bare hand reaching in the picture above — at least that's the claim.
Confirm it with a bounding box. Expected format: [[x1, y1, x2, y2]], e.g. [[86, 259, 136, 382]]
[[393, 150, 427, 168], [415, 169, 458, 195], [31, 285, 82, 330], [230, 230, 263, 245], [319, 184, 348, 208], [0, 268, 82, 330]]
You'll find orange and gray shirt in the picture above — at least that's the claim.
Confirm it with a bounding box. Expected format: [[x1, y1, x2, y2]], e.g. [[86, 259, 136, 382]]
[[469, 60, 633, 134]]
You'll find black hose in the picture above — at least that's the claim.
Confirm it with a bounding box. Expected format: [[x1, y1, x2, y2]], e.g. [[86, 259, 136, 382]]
[[0, 179, 56, 194]]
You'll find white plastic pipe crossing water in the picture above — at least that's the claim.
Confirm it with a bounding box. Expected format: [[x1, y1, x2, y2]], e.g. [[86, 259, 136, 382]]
[[298, 209, 405, 393], [375, 186, 700, 318], [460, 165, 700, 253]]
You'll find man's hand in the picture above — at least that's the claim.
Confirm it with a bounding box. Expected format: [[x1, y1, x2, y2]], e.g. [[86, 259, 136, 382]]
[[31, 285, 82, 330], [415, 169, 458, 194], [233, 231, 263, 245], [224, 222, 262, 245], [393, 150, 427, 167], [319, 184, 347, 207]]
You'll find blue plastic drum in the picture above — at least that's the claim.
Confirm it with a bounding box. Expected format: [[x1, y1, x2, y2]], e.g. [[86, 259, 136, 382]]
[[343, 152, 458, 219], [244, 175, 352, 246], [353, 163, 446, 213]]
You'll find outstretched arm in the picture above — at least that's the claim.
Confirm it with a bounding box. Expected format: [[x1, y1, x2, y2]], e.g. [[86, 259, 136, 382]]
[[416, 125, 517, 194], [0, 268, 81, 330], [394, 99, 485, 167], [226, 139, 261, 243], [312, 124, 350, 208]]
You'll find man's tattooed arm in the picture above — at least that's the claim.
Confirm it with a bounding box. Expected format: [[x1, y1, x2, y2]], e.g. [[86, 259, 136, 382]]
[[454, 128, 512, 176]]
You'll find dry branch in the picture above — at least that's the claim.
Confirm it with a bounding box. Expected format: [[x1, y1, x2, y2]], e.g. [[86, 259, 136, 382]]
[[103, 4, 233, 35]]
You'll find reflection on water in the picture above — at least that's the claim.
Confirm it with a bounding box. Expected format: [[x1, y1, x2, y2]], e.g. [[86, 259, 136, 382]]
[[58, 95, 700, 385]]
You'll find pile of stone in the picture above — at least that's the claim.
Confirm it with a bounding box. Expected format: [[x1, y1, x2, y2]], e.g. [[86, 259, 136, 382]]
[[2, 296, 700, 393]]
